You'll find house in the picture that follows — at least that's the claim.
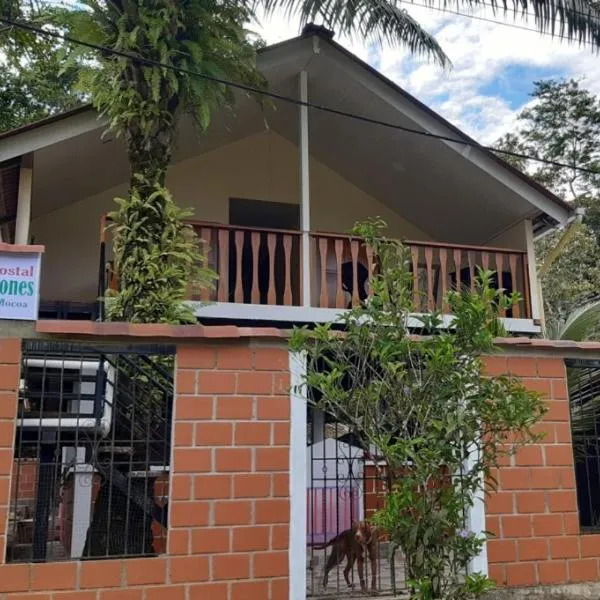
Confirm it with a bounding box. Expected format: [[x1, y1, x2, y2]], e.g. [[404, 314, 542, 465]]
[[2, 27, 600, 600], [0, 26, 573, 332]]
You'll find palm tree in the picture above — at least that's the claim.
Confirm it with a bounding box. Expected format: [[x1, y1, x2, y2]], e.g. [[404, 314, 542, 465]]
[[545, 299, 600, 341]]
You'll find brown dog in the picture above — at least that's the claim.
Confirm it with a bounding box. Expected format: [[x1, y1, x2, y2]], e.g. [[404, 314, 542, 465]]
[[315, 520, 378, 593]]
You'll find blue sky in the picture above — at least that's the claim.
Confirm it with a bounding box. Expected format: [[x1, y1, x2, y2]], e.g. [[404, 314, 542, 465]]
[[258, 5, 599, 143]]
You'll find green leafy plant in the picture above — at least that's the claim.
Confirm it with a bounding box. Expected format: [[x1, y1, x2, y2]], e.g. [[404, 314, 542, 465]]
[[291, 218, 547, 599]]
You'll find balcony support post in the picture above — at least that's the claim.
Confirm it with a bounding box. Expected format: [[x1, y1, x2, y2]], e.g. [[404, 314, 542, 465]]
[[15, 153, 33, 245], [299, 70, 311, 306], [525, 219, 543, 324]]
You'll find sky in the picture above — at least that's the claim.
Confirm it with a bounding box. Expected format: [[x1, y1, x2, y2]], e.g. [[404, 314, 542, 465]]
[[256, 4, 600, 144]]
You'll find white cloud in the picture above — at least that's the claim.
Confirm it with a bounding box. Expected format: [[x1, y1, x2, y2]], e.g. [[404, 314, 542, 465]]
[[255, 5, 600, 144]]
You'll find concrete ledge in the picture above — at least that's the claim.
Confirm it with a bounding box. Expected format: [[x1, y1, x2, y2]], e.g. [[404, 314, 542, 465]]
[[487, 583, 600, 599]]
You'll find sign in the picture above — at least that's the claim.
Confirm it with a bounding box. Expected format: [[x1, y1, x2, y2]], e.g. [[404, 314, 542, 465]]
[[0, 249, 42, 321]]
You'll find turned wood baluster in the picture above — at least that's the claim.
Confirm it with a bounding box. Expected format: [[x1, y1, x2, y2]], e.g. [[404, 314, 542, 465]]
[[468, 251, 475, 292], [439, 247, 448, 312], [234, 230, 244, 303], [283, 234, 293, 306], [335, 239, 345, 308], [425, 246, 434, 311], [350, 239, 360, 307], [495, 253, 505, 317], [453, 249, 462, 293], [218, 229, 229, 302], [267, 233, 276, 305], [319, 237, 329, 308], [411, 246, 420, 311], [481, 251, 490, 271], [509, 253, 520, 318], [200, 227, 212, 301], [251, 232, 260, 304], [366, 244, 375, 299], [522, 254, 532, 319]]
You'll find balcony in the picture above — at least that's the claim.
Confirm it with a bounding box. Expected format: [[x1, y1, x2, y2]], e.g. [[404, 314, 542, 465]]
[[100, 219, 534, 329]]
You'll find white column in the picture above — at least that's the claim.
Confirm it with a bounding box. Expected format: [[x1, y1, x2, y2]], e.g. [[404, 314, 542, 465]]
[[299, 71, 311, 307], [525, 219, 543, 324], [289, 351, 308, 600], [15, 154, 33, 245], [465, 449, 488, 576]]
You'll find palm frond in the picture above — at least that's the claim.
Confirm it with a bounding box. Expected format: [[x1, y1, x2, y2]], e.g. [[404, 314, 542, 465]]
[[546, 299, 600, 341], [261, 0, 451, 67]]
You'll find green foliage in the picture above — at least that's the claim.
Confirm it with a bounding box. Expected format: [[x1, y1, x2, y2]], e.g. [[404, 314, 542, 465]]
[[291, 219, 546, 599]]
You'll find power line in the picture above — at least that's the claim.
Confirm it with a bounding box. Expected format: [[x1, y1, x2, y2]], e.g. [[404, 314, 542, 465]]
[[0, 14, 599, 177]]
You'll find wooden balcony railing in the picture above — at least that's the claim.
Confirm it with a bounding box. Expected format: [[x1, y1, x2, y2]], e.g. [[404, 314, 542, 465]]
[[100, 217, 532, 319]]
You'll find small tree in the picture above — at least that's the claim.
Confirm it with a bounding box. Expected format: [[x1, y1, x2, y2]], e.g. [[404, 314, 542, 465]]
[[291, 220, 546, 600]]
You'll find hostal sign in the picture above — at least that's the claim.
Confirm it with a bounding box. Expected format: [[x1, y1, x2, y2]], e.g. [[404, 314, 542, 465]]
[[0, 249, 42, 321]]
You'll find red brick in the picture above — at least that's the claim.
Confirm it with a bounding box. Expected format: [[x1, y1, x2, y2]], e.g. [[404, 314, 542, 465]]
[[530, 467, 562, 489], [194, 474, 231, 499], [518, 538, 548, 561], [178, 346, 216, 369], [176, 370, 196, 394], [31, 563, 76, 591], [215, 448, 252, 472], [188, 583, 229, 600], [270, 578, 289, 600], [516, 491, 545, 513], [145, 586, 185, 600], [551, 378, 569, 400], [569, 558, 598, 582], [549, 536, 579, 559], [507, 357, 537, 377], [254, 348, 288, 371], [272, 474, 289, 497], [173, 448, 211, 473], [271, 524, 289, 550], [515, 446, 543, 466], [232, 526, 270, 552], [0, 338, 20, 363], [212, 554, 250, 580], [199, 372, 236, 394], [546, 445, 574, 466], [170, 556, 209, 583], [532, 421, 553, 443], [0, 392, 17, 419], [237, 372, 273, 394], [176, 396, 213, 420], [580, 534, 600, 558], [256, 447, 288, 472], [484, 356, 507, 376], [0, 476, 10, 504], [254, 551, 289, 578], [171, 501, 210, 527], [216, 396, 254, 420], [174, 422, 194, 447], [533, 514, 563, 536], [506, 562, 536, 586], [235, 422, 271, 446], [561, 467, 576, 489], [100, 590, 143, 600], [124, 557, 166, 585], [499, 468, 530, 490], [195, 422, 233, 446], [256, 499, 289, 524], [217, 346, 253, 370], [549, 490, 578, 512], [0, 563, 30, 592], [273, 373, 290, 395], [564, 513, 580, 535], [537, 358, 566, 378], [554, 423, 572, 444], [168, 529, 190, 555], [486, 516, 501, 537], [502, 515, 532, 538], [273, 423, 290, 446], [0, 449, 12, 474], [0, 364, 19, 391], [231, 581, 270, 600], [53, 593, 98, 600], [487, 539, 517, 563], [538, 560, 567, 584], [191, 528, 230, 554], [214, 501, 252, 526], [80, 559, 122, 588], [488, 564, 506, 586], [233, 474, 271, 498], [257, 396, 289, 420], [546, 400, 570, 422], [522, 378, 551, 395], [171, 475, 192, 501]]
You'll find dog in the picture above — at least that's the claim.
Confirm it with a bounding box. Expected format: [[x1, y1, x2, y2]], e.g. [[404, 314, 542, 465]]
[[314, 520, 379, 594]]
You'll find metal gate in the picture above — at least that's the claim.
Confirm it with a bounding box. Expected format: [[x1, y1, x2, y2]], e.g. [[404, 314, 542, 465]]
[[306, 406, 408, 597]]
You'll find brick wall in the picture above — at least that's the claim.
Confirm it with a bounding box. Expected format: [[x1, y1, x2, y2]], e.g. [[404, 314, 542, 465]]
[[0, 338, 291, 600], [484, 354, 599, 587]]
